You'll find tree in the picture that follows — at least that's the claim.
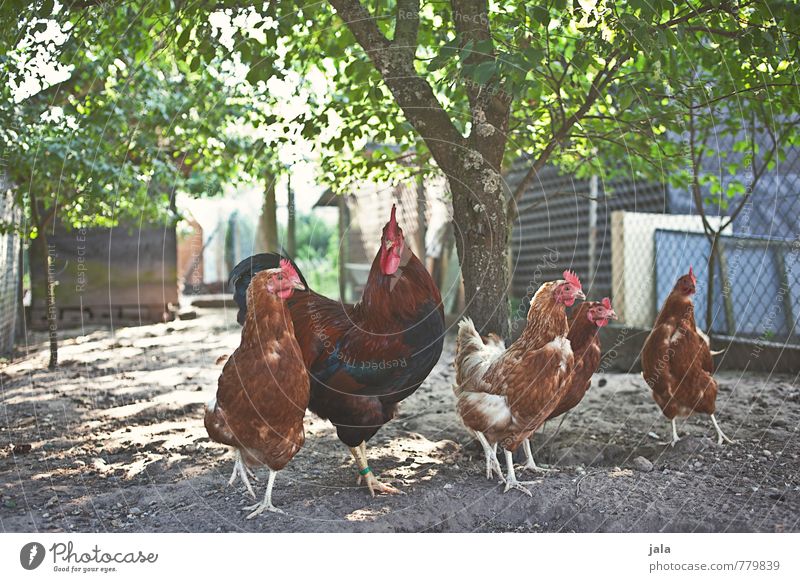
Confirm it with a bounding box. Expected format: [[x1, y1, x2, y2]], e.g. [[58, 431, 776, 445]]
[[200, 0, 799, 337], [0, 3, 257, 367], [5, 0, 799, 339]]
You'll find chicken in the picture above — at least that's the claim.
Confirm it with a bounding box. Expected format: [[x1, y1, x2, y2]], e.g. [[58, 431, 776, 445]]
[[548, 298, 618, 421], [641, 267, 734, 446], [520, 298, 619, 471], [229, 205, 445, 496], [454, 271, 585, 495], [204, 260, 309, 518]]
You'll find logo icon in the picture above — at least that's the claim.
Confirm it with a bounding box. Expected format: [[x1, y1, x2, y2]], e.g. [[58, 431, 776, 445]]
[[20, 542, 46, 570]]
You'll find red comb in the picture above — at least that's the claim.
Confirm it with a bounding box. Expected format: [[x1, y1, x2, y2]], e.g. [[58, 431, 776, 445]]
[[383, 203, 400, 238], [688, 265, 696, 283], [602, 297, 612, 309], [563, 270, 582, 289], [280, 258, 298, 278]]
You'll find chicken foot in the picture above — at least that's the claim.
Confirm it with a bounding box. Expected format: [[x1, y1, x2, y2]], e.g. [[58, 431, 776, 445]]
[[522, 439, 554, 473], [502, 449, 537, 497], [710, 414, 735, 445], [475, 431, 504, 482], [243, 469, 284, 519], [670, 418, 681, 447], [229, 450, 257, 499], [350, 442, 402, 497]]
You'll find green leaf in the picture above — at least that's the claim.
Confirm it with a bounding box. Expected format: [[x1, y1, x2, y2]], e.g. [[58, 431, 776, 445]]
[[38, 0, 54, 16], [529, 6, 549, 25], [472, 60, 497, 84], [178, 27, 192, 49]]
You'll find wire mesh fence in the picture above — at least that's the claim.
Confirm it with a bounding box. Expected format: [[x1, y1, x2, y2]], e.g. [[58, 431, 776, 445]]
[[507, 151, 800, 347]]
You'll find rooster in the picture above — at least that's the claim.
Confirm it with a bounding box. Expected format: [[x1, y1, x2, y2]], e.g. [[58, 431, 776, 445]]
[[230, 205, 445, 496], [205, 260, 308, 518], [641, 267, 734, 446], [454, 271, 585, 495]]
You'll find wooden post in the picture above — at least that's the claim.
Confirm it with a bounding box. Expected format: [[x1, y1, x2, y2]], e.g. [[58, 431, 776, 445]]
[[715, 241, 736, 336], [587, 174, 598, 288], [338, 195, 348, 302], [416, 174, 426, 262], [261, 171, 278, 253], [287, 173, 296, 257]]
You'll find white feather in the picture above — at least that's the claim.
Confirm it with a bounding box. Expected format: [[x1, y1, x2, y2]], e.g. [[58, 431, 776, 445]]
[[456, 318, 505, 382], [546, 335, 573, 371], [462, 392, 512, 426]]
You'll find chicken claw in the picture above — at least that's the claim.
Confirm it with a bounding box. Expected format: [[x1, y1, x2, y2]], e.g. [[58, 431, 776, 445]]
[[711, 414, 735, 445], [363, 472, 403, 497], [670, 418, 681, 447], [243, 470, 284, 519], [475, 431, 505, 482], [522, 439, 555, 473], [349, 443, 403, 496], [502, 449, 535, 497], [229, 450, 257, 499], [503, 479, 533, 497]]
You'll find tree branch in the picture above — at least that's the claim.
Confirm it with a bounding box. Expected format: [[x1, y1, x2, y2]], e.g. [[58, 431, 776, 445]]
[[393, 0, 420, 56], [451, 0, 510, 166], [507, 50, 625, 219], [329, 0, 465, 166]]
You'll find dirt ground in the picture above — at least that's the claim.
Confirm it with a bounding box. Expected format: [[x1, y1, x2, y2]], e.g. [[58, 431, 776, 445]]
[[1, 308, 798, 533]]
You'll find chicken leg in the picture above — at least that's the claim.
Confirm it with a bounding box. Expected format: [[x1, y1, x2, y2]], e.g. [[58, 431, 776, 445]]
[[670, 418, 681, 447], [229, 450, 257, 499], [243, 469, 284, 519], [522, 439, 554, 473], [475, 431, 504, 481], [350, 442, 401, 496], [502, 449, 535, 497], [710, 414, 734, 445]]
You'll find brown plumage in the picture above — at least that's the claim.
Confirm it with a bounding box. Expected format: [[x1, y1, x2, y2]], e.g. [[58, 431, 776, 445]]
[[205, 261, 309, 517], [547, 299, 617, 420], [453, 271, 585, 495], [641, 267, 733, 446]]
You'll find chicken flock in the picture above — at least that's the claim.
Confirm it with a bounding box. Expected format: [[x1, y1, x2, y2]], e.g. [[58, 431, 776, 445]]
[[204, 205, 735, 515]]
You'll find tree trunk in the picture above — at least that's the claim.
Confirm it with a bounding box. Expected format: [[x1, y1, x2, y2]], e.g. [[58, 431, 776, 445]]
[[31, 230, 59, 369], [445, 158, 510, 338], [261, 171, 278, 253], [705, 231, 720, 334], [29, 192, 58, 369], [328, 0, 511, 335]]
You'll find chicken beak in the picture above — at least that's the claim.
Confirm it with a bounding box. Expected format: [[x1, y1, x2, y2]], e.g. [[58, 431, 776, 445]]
[[293, 280, 306, 291], [609, 310, 618, 320], [576, 290, 586, 301]]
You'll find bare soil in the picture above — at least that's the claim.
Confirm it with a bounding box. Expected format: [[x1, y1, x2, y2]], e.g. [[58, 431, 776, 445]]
[[1, 309, 798, 532]]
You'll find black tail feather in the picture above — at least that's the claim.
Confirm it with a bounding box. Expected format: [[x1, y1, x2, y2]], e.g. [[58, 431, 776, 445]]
[[228, 253, 309, 325]]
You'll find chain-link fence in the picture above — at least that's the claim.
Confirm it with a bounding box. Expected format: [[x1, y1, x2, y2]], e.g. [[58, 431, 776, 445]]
[[0, 184, 21, 357], [507, 150, 800, 347]]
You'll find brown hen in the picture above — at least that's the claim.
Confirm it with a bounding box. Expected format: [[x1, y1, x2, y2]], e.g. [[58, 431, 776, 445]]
[[205, 260, 309, 517], [454, 271, 585, 495], [641, 267, 734, 446]]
